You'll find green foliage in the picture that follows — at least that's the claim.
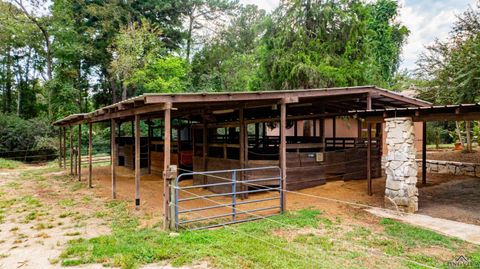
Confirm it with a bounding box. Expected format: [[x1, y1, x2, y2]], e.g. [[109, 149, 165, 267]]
[[0, 113, 55, 152], [380, 218, 457, 248], [417, 4, 480, 104], [0, 158, 21, 169], [129, 56, 191, 94]]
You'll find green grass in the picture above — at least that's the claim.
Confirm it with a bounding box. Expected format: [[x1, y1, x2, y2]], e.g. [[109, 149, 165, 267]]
[[380, 218, 459, 248], [59, 207, 479, 269], [0, 158, 21, 169]]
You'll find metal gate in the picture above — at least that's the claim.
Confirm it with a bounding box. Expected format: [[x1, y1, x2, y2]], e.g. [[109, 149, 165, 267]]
[[173, 166, 283, 230]]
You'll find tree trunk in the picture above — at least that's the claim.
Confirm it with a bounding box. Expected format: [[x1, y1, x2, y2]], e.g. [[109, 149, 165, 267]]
[[121, 82, 127, 101], [455, 121, 464, 147], [5, 51, 12, 113], [186, 12, 195, 62], [466, 121, 472, 152]]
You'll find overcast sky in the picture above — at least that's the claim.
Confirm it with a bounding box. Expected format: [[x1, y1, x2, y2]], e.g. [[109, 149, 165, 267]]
[[239, 0, 476, 71]]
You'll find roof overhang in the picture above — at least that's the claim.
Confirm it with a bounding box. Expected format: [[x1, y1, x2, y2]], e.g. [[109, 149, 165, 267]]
[[53, 86, 432, 126]]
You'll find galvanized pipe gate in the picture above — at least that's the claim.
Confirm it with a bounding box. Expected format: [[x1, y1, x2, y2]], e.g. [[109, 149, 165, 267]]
[[171, 166, 283, 230]]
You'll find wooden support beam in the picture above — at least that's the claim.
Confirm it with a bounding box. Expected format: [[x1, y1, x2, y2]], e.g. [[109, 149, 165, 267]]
[[58, 127, 62, 168], [177, 126, 181, 171], [88, 122, 93, 188], [148, 120, 152, 175], [135, 115, 141, 209], [70, 126, 73, 175], [332, 117, 336, 139], [163, 104, 172, 229], [202, 116, 208, 184], [367, 123, 372, 196], [78, 124, 82, 181], [279, 102, 287, 211], [111, 119, 117, 199], [239, 107, 247, 198], [63, 127, 66, 169], [422, 121, 427, 185]]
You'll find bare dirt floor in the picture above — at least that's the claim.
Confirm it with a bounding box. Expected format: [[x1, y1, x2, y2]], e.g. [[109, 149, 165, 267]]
[[417, 149, 480, 163], [92, 165, 480, 226]]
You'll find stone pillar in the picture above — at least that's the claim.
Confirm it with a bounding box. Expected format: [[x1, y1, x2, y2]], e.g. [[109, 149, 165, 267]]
[[384, 117, 418, 213]]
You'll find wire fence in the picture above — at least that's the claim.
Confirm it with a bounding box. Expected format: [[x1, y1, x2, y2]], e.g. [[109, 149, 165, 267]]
[[172, 170, 439, 269]]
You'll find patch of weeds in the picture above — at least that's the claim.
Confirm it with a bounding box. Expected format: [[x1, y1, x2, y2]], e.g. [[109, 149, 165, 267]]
[[81, 196, 92, 203], [60, 209, 329, 269], [293, 233, 334, 250], [24, 211, 38, 222], [380, 218, 457, 248], [369, 238, 405, 255], [70, 182, 83, 192], [10, 227, 19, 232], [64, 231, 81, 236], [34, 223, 47, 230], [20, 195, 42, 208], [0, 158, 21, 169], [0, 253, 10, 259], [0, 198, 16, 209], [58, 198, 76, 207], [16, 233, 28, 239], [344, 226, 372, 241], [59, 211, 76, 218], [404, 253, 442, 268], [6, 181, 21, 189], [94, 211, 107, 219], [36, 232, 50, 239]]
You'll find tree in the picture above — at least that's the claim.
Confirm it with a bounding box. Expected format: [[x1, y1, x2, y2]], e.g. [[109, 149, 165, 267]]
[[417, 2, 480, 151], [258, 0, 408, 90], [191, 4, 267, 91], [181, 0, 238, 61], [109, 20, 164, 100]]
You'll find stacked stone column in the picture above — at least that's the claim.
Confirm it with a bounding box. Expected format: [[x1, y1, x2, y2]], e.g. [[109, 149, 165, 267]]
[[384, 117, 418, 213]]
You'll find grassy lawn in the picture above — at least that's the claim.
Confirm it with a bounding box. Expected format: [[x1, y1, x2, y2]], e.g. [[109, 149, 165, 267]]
[[0, 158, 22, 169], [60, 204, 480, 269]]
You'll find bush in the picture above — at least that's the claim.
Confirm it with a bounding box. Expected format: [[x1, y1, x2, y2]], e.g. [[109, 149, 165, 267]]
[[0, 114, 55, 152]]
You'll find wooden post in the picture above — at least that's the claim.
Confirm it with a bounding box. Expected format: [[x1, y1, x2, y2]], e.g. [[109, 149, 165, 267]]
[[58, 127, 62, 168], [177, 126, 181, 170], [88, 122, 93, 188], [70, 126, 73, 175], [202, 116, 208, 184], [147, 120, 152, 174], [239, 107, 247, 198], [163, 104, 172, 229], [63, 127, 67, 169], [279, 101, 287, 211], [254, 123, 259, 148], [111, 119, 117, 199], [319, 118, 324, 140], [135, 115, 141, 209], [332, 117, 336, 140], [422, 121, 427, 185], [367, 123, 372, 196], [294, 121, 298, 137], [78, 124, 82, 181], [366, 93, 372, 195]]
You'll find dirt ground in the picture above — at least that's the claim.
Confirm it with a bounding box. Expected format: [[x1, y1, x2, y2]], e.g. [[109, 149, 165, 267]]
[[1, 164, 479, 268], [417, 149, 480, 163], [91, 165, 480, 226]]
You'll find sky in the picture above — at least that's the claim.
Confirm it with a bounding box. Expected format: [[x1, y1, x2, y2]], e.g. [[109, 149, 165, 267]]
[[239, 0, 476, 71]]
